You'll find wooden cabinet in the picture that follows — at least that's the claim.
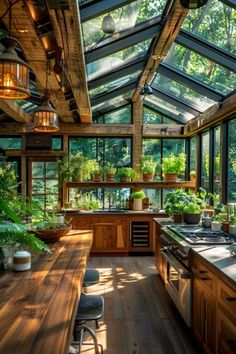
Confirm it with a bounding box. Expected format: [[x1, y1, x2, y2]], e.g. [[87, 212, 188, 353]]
[[192, 254, 236, 354], [92, 218, 129, 253], [67, 213, 158, 254], [155, 222, 166, 282], [217, 280, 236, 354]]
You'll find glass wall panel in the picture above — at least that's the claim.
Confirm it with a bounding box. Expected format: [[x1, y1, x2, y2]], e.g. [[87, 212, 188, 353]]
[[182, 0, 236, 55], [164, 44, 236, 94], [228, 119, 236, 202], [52, 137, 63, 150], [82, 0, 166, 49], [92, 91, 133, 115], [201, 131, 210, 191], [153, 73, 216, 111], [87, 39, 152, 81], [94, 105, 131, 124], [143, 107, 162, 124], [0, 137, 21, 149], [213, 126, 221, 201], [190, 137, 196, 176]]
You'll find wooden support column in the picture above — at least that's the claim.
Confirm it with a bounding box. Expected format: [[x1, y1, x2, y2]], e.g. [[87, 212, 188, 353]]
[[132, 98, 143, 172]]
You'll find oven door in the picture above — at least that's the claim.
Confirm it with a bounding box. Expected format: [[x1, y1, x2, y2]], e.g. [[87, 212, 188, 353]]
[[160, 247, 192, 327]]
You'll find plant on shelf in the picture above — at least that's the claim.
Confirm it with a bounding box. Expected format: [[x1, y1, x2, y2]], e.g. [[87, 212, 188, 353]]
[[117, 167, 138, 182], [130, 190, 146, 211], [77, 192, 100, 211], [183, 203, 201, 224], [161, 153, 186, 182], [92, 161, 103, 182], [103, 163, 117, 182], [141, 155, 157, 181], [190, 170, 196, 181], [57, 156, 73, 188], [69, 152, 95, 181]]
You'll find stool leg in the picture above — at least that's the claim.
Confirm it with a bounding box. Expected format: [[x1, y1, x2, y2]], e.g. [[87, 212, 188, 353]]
[[72, 324, 103, 354], [95, 319, 100, 329]]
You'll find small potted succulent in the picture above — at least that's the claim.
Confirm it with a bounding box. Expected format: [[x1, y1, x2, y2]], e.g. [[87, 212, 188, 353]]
[[141, 155, 157, 181], [130, 190, 146, 211], [183, 203, 201, 224], [162, 153, 186, 182], [117, 167, 138, 182], [104, 163, 117, 182]]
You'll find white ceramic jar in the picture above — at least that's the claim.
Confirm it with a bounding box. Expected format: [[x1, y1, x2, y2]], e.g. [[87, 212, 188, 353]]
[[211, 221, 222, 232], [229, 225, 236, 235], [13, 250, 31, 271]]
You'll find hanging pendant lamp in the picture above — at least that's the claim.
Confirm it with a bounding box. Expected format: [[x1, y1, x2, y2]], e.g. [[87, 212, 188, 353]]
[[33, 97, 59, 132], [141, 82, 153, 96], [101, 13, 116, 34], [0, 37, 30, 99], [180, 0, 208, 9]]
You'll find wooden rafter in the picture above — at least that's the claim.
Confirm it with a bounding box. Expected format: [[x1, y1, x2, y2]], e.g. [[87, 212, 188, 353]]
[[49, 0, 92, 123], [0, 100, 32, 123], [132, 0, 188, 101], [0, 0, 74, 123]]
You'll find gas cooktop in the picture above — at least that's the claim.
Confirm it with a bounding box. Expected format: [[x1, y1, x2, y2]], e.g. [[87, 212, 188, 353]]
[[167, 225, 235, 245]]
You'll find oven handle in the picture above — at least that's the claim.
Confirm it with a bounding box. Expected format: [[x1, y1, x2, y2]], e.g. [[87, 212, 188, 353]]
[[160, 247, 192, 279]]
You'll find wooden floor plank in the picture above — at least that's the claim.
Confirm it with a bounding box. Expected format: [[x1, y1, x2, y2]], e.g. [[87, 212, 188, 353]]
[[79, 257, 197, 354]]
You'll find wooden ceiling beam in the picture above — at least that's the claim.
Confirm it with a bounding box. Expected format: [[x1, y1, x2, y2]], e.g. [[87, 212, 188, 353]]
[[0, 0, 74, 123], [132, 0, 188, 102], [0, 101, 32, 123], [49, 1, 92, 123]]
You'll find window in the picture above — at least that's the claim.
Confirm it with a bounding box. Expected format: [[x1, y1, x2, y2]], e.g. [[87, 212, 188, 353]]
[[228, 119, 236, 202], [94, 105, 131, 124], [0, 137, 21, 150], [201, 131, 210, 191], [190, 137, 196, 176], [29, 159, 59, 210], [213, 126, 221, 200], [52, 137, 63, 150]]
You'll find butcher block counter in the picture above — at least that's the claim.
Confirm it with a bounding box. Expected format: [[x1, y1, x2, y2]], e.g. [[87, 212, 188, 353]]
[[0, 230, 93, 354]]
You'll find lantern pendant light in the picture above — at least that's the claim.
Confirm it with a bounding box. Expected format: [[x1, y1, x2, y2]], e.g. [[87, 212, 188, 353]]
[[0, 37, 30, 99], [101, 13, 116, 34], [141, 82, 153, 96], [33, 62, 59, 132]]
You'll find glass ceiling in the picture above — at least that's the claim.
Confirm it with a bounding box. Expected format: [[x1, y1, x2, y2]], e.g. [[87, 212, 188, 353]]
[[82, 0, 167, 50], [80, 0, 236, 124]]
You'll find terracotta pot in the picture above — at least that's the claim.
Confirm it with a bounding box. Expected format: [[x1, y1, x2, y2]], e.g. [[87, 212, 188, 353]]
[[173, 214, 183, 224], [190, 175, 195, 182], [34, 224, 72, 243], [164, 173, 178, 182], [105, 173, 115, 182], [142, 173, 154, 182], [93, 173, 102, 182], [120, 175, 130, 182], [183, 214, 201, 224], [222, 222, 229, 233]]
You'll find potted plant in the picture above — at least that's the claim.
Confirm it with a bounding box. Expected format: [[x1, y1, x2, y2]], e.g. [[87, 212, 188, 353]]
[[104, 163, 117, 182], [190, 170, 196, 182], [164, 189, 187, 223], [211, 215, 222, 232], [229, 214, 236, 235], [130, 190, 145, 211], [117, 167, 138, 182], [162, 153, 186, 182], [183, 203, 201, 224], [91, 161, 103, 182], [141, 155, 157, 181]]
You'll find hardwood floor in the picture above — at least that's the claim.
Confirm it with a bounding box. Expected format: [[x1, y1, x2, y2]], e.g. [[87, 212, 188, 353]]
[[79, 257, 197, 354]]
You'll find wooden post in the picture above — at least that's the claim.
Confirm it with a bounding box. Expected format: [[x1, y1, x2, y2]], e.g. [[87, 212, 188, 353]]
[[132, 98, 143, 175]]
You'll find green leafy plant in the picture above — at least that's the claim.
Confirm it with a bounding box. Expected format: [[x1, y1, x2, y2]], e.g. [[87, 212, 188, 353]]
[[92, 161, 103, 174], [57, 156, 72, 187], [141, 155, 157, 174], [77, 192, 100, 210], [190, 170, 196, 177], [131, 191, 145, 199], [104, 163, 117, 174], [164, 188, 205, 216], [183, 203, 201, 214], [212, 215, 222, 223], [117, 167, 138, 179], [162, 153, 186, 175]]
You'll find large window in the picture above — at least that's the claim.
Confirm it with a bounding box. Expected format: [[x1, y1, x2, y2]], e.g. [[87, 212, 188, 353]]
[[69, 137, 131, 166], [0, 137, 21, 150], [228, 119, 236, 202], [94, 105, 131, 124], [29, 159, 59, 210], [201, 132, 210, 191], [213, 126, 221, 200]]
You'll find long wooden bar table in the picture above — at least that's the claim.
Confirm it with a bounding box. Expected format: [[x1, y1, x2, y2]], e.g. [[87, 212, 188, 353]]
[[0, 229, 93, 354]]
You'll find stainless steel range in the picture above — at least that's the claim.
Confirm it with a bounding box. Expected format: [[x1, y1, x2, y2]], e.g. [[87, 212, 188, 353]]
[[158, 224, 236, 327]]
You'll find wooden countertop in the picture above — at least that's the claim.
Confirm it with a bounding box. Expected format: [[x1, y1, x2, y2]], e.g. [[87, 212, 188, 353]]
[[0, 230, 93, 354]]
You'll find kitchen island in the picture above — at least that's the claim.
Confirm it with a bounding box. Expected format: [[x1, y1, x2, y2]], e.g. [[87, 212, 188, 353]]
[[0, 230, 93, 354]]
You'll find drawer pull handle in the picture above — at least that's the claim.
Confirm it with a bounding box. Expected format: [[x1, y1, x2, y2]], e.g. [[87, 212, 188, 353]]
[[225, 297, 236, 302]]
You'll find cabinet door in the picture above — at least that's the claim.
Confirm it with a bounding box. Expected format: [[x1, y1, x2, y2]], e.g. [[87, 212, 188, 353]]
[[91, 222, 128, 253], [217, 308, 236, 354], [129, 219, 153, 252]]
